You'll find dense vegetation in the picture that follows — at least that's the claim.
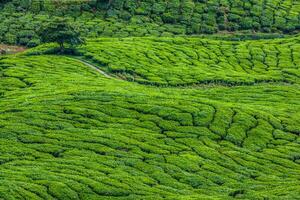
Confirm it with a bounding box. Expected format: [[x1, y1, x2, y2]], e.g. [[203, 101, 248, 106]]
[[0, 0, 299, 199], [0, 53, 299, 199], [76, 36, 300, 86], [0, 0, 299, 46]]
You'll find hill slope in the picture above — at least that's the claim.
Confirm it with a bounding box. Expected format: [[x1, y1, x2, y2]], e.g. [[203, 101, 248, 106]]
[[77, 35, 300, 86], [0, 41, 299, 199], [0, 0, 299, 46], [0, 1, 299, 199]]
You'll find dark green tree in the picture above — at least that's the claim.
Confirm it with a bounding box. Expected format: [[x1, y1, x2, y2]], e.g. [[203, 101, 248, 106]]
[[39, 17, 84, 53]]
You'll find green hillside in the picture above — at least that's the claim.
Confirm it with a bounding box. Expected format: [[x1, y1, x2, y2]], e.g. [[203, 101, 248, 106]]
[[0, 0, 299, 46], [0, 53, 299, 199], [77, 36, 300, 86], [0, 0, 300, 199]]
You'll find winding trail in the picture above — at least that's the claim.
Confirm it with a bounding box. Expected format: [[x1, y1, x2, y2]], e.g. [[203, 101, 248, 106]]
[[70, 57, 112, 78]]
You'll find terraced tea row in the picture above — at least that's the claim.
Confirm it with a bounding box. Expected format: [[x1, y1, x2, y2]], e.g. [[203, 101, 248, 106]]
[[78, 36, 300, 86], [105, 0, 300, 33], [1, 0, 299, 46], [0, 55, 299, 199]]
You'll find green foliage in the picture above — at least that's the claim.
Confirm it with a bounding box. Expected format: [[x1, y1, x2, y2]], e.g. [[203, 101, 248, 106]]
[[39, 17, 84, 52], [76, 35, 300, 86], [0, 0, 299, 199], [0, 36, 299, 198], [0, 0, 299, 46]]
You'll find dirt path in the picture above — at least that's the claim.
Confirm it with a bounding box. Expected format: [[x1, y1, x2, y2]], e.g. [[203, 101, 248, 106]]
[[70, 57, 112, 78]]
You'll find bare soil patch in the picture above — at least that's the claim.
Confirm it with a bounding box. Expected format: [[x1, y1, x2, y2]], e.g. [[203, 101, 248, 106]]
[[0, 44, 27, 55]]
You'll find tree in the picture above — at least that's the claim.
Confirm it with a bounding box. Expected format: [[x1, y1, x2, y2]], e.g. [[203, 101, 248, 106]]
[[39, 17, 84, 53], [98, 0, 114, 6]]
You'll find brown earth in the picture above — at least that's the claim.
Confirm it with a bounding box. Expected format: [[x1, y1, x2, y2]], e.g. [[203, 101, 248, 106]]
[[0, 44, 27, 55]]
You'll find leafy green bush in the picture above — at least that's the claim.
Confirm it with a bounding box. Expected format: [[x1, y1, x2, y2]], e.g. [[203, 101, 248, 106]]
[[0, 51, 299, 199], [76, 35, 300, 86], [0, 0, 299, 46]]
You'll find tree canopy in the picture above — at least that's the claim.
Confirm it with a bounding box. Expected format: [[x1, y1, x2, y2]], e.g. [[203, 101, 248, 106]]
[[39, 18, 84, 53]]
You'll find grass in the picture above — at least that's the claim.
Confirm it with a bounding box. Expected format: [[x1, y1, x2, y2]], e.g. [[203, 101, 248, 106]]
[[0, 43, 299, 199]]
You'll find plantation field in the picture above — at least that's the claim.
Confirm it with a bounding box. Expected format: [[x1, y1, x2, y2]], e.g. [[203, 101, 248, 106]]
[[78, 35, 300, 86], [0, 45, 299, 199], [0, 0, 299, 47], [0, 0, 299, 199]]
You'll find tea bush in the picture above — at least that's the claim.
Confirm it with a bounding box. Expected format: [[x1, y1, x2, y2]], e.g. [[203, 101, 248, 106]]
[[76, 35, 300, 86], [0, 0, 299, 46], [0, 52, 299, 199]]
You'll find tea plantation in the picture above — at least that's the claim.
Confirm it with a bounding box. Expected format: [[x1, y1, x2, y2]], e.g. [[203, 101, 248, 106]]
[[0, 0, 299, 46], [0, 38, 299, 199], [78, 35, 300, 86], [0, 0, 300, 199]]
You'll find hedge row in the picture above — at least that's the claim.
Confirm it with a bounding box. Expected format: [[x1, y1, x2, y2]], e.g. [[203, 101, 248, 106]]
[[76, 36, 300, 86], [0, 54, 299, 199], [0, 0, 299, 46]]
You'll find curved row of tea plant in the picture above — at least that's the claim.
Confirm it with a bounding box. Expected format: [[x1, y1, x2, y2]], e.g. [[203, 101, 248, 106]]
[[0, 54, 299, 199], [0, 0, 299, 46], [77, 35, 300, 86], [106, 0, 300, 33]]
